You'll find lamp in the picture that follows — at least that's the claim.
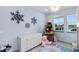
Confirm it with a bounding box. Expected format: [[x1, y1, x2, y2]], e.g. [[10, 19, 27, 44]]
[[50, 6, 60, 12]]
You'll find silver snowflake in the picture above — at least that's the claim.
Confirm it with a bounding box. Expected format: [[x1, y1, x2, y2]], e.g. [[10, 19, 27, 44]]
[[25, 23, 30, 28], [31, 17, 37, 24], [10, 10, 24, 24]]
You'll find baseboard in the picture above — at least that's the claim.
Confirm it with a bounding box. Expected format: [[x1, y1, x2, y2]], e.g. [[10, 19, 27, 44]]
[[25, 43, 41, 52], [57, 40, 72, 45]]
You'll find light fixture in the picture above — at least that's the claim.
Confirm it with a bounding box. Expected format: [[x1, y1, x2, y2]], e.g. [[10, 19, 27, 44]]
[[45, 9, 49, 11], [50, 6, 60, 12]]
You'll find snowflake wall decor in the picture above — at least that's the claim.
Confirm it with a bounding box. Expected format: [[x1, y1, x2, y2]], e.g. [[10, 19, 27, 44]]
[[25, 23, 30, 28], [31, 17, 37, 24], [10, 10, 24, 24]]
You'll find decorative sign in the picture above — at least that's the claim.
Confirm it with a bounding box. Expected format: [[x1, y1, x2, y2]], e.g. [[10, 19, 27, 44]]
[[31, 17, 37, 24], [10, 10, 24, 24], [25, 23, 30, 28]]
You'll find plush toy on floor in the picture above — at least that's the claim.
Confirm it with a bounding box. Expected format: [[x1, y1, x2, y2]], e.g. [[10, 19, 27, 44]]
[[41, 35, 52, 47]]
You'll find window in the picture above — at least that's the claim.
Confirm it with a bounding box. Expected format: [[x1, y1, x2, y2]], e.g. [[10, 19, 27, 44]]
[[67, 14, 77, 32], [54, 17, 64, 31]]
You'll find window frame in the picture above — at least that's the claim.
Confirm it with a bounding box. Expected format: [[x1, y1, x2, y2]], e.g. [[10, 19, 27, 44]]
[[53, 16, 64, 32], [66, 14, 77, 32], [53, 14, 77, 33]]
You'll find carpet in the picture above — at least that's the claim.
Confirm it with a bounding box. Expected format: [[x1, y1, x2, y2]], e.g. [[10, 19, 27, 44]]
[[54, 45, 73, 52], [39, 45, 73, 52]]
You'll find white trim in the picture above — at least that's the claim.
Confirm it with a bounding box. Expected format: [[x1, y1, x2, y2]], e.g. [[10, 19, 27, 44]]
[[67, 14, 77, 32], [53, 16, 64, 31], [52, 13, 77, 32]]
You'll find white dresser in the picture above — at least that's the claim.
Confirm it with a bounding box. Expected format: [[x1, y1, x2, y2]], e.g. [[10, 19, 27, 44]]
[[17, 33, 42, 52]]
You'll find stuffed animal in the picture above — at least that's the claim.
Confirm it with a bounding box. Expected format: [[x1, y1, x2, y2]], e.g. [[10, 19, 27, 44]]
[[41, 35, 52, 46]]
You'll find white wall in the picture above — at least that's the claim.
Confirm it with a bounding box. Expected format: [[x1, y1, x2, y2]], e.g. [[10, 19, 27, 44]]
[[48, 7, 77, 44], [0, 6, 46, 51], [55, 32, 77, 44]]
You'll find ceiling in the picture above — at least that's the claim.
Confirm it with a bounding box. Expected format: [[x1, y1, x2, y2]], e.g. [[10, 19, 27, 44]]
[[29, 6, 76, 14]]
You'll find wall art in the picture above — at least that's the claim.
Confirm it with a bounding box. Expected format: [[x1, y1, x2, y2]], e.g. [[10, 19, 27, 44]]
[[31, 17, 37, 24], [25, 23, 30, 28], [10, 10, 24, 24]]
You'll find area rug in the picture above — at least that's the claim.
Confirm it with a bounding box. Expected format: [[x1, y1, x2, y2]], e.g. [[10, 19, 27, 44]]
[[39, 45, 54, 52], [39, 45, 73, 52], [53, 45, 73, 52]]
